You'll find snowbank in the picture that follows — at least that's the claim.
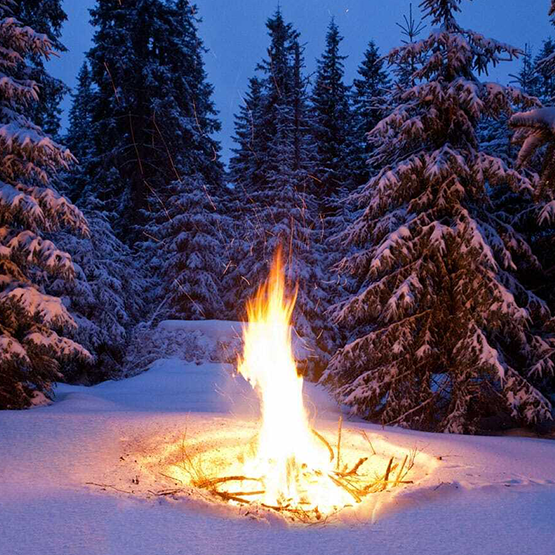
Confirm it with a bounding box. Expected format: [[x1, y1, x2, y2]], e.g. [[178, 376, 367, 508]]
[[125, 319, 313, 376], [157, 319, 243, 340]]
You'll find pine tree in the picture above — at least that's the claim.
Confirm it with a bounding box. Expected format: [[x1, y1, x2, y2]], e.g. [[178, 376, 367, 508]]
[[311, 19, 352, 198], [533, 39, 555, 103], [76, 0, 222, 241], [508, 112, 555, 406], [144, 175, 229, 321], [511, 44, 536, 95], [227, 9, 334, 377], [291, 41, 318, 184], [393, 3, 426, 90], [48, 212, 144, 384], [228, 76, 265, 191], [350, 41, 391, 186], [322, 0, 555, 433], [479, 44, 536, 166], [0, 2, 90, 408], [11, 0, 68, 137], [65, 61, 95, 163], [536, 2, 555, 91]]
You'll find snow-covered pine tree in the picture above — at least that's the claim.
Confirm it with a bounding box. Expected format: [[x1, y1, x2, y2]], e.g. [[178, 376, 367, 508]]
[[228, 76, 265, 192], [350, 41, 391, 187], [75, 0, 222, 242], [61, 37, 147, 385], [509, 108, 555, 310], [533, 39, 555, 104], [226, 9, 335, 377], [60, 1, 226, 372], [536, 2, 555, 89], [65, 61, 95, 164], [0, 1, 90, 409], [511, 44, 536, 96], [477, 47, 539, 326], [48, 211, 144, 384], [322, 0, 555, 433], [478, 47, 534, 168], [61, 61, 96, 214], [144, 174, 229, 321], [135, 0, 227, 321], [11, 0, 68, 137], [311, 19, 352, 199], [393, 3, 426, 90]]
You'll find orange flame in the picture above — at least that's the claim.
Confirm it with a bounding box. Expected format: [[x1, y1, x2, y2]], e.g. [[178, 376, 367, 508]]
[[238, 247, 350, 511]]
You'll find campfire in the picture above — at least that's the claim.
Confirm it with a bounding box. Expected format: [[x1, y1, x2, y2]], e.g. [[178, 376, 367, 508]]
[[159, 249, 416, 522]]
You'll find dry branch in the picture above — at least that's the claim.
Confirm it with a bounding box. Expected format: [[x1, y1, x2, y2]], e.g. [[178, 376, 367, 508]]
[[196, 475, 263, 489], [341, 457, 368, 476], [336, 416, 343, 471], [159, 472, 183, 484], [394, 455, 408, 487], [328, 474, 362, 503], [211, 491, 252, 504], [360, 430, 377, 455], [311, 428, 334, 462], [85, 482, 134, 495], [383, 456, 394, 488]]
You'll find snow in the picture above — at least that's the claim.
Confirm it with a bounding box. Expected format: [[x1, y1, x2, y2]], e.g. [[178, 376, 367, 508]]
[[157, 319, 313, 362], [158, 319, 243, 342], [1, 286, 74, 327], [510, 107, 555, 133], [1, 346, 555, 554]]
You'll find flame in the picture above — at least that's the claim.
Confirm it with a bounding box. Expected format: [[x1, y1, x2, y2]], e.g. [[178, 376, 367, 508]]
[[237, 248, 350, 512]]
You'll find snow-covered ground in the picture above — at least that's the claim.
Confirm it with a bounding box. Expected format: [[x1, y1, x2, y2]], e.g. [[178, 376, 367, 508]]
[[1, 331, 555, 554]]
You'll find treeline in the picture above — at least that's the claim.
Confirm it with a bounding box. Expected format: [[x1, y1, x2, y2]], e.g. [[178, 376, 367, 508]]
[[1, 0, 555, 434]]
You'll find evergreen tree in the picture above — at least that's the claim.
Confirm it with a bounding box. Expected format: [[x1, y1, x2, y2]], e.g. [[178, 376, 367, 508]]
[[350, 41, 391, 186], [228, 76, 265, 191], [533, 39, 555, 103], [65, 61, 95, 163], [322, 0, 555, 433], [536, 1, 555, 91], [511, 44, 536, 96], [510, 108, 555, 322], [144, 175, 229, 321], [227, 9, 334, 376], [393, 3, 426, 90], [11, 0, 68, 137], [480, 44, 534, 164], [311, 19, 352, 198], [0, 2, 90, 408], [48, 212, 144, 384], [75, 0, 222, 241], [291, 41, 318, 183]]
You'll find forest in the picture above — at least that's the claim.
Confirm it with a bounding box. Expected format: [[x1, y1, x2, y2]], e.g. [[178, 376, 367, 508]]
[[1, 0, 555, 437]]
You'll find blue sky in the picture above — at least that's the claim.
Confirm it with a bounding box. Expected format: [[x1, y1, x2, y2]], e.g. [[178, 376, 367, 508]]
[[47, 0, 554, 162]]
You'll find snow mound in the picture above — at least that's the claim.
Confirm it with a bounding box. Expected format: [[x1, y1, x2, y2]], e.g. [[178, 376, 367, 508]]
[[158, 319, 243, 339], [126, 319, 313, 376]]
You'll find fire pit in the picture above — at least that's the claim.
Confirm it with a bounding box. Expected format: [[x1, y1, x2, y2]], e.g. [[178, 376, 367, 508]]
[[158, 249, 417, 522]]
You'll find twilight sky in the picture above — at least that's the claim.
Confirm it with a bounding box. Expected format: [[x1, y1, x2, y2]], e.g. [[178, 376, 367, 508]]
[[47, 0, 553, 163]]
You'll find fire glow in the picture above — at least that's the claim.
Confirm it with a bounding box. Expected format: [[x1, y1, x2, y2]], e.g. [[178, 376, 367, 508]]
[[157, 248, 417, 522], [237, 248, 351, 512]]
